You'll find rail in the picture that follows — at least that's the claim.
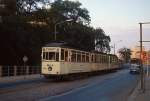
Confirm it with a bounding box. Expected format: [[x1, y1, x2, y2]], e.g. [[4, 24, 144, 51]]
[[0, 65, 41, 78]]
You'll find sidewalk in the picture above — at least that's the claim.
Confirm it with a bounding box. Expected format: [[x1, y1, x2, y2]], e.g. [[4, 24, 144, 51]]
[[127, 75, 150, 101], [0, 74, 43, 84]]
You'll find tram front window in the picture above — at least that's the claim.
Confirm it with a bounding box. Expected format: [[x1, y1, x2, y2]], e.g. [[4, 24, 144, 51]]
[[49, 52, 55, 60], [43, 52, 59, 61]]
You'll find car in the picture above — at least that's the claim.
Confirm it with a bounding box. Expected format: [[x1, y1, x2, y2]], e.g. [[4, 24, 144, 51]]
[[130, 64, 140, 74]]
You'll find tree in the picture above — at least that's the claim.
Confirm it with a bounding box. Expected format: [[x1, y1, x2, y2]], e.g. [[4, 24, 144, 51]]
[[0, 0, 111, 65], [118, 47, 131, 63], [61, 23, 95, 51], [94, 28, 111, 53], [49, 0, 91, 25], [16, 0, 50, 14], [0, 0, 16, 16]]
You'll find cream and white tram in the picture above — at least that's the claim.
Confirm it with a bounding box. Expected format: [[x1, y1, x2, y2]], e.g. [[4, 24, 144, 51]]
[[41, 42, 119, 78]]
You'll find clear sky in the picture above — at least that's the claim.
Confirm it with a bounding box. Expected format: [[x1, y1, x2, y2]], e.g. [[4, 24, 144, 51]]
[[71, 0, 150, 53]]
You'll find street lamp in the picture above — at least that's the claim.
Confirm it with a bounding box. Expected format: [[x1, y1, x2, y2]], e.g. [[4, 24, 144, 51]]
[[54, 19, 73, 41], [139, 22, 150, 93]]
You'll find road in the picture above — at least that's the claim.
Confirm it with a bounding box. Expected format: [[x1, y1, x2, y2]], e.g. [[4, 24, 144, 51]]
[[0, 69, 138, 101], [40, 70, 139, 101]]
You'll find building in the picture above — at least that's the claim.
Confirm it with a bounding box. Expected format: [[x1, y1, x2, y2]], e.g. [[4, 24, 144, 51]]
[[131, 46, 150, 65], [131, 46, 145, 59]]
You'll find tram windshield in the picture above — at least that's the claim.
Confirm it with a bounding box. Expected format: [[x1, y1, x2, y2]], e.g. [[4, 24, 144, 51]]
[[42, 52, 59, 61]]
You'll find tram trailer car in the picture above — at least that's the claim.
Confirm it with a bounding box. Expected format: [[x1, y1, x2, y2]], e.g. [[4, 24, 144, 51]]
[[41, 42, 119, 79]]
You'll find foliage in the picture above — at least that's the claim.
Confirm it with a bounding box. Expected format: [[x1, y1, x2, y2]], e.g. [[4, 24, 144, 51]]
[[16, 0, 50, 14], [118, 47, 131, 63], [0, 0, 111, 65], [94, 28, 111, 53], [0, 0, 16, 15], [50, 0, 91, 25]]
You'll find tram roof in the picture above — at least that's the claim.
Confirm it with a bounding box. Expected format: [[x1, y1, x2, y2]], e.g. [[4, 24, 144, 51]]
[[44, 41, 72, 48], [44, 41, 118, 57]]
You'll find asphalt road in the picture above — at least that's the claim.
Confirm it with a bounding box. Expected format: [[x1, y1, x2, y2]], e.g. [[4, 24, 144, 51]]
[[0, 68, 139, 101], [40, 70, 139, 101]]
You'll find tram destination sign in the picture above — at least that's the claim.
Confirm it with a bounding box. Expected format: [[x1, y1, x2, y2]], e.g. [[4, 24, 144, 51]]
[[43, 48, 59, 52]]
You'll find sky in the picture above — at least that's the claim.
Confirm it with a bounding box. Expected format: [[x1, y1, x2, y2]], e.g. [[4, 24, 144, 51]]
[[70, 0, 150, 53]]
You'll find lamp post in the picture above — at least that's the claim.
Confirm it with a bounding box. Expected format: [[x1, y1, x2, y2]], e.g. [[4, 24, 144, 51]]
[[54, 19, 73, 41], [139, 22, 150, 93]]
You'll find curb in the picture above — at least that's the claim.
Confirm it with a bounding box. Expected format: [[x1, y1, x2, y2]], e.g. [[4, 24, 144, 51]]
[[127, 79, 140, 101]]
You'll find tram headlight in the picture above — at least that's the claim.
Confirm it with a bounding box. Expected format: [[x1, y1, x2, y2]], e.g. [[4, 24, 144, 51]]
[[48, 67, 52, 71], [47, 64, 52, 71]]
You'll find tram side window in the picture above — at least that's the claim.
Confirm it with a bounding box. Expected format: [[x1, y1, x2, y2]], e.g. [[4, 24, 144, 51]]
[[110, 56, 112, 63], [103, 55, 106, 63], [77, 53, 81, 62], [95, 54, 97, 63], [99, 55, 101, 63], [96, 55, 99, 63], [91, 54, 95, 62], [95, 55, 97, 63], [106, 56, 108, 63], [106, 56, 109, 63], [82, 54, 86, 62], [114, 57, 116, 62], [103, 56, 105, 63], [101, 55, 103, 63], [86, 53, 89, 62], [71, 51, 76, 62], [113, 57, 116, 63], [96, 55, 98, 63], [113, 57, 115, 63], [65, 51, 68, 61], [56, 53, 59, 61], [115, 57, 118, 63], [61, 49, 64, 60], [104, 55, 106, 63], [104, 56, 106, 63], [91, 55, 93, 62]]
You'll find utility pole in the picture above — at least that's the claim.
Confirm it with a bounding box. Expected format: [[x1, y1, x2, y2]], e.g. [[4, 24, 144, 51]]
[[139, 23, 145, 93], [139, 22, 150, 93]]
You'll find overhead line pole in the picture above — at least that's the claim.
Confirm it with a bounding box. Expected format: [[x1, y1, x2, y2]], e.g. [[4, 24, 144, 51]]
[[139, 21, 150, 93], [139, 23, 144, 93]]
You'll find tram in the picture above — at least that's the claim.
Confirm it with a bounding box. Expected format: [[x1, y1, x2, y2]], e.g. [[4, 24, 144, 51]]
[[41, 42, 119, 79]]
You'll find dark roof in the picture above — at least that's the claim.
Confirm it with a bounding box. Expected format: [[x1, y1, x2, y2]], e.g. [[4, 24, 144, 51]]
[[44, 41, 117, 57], [45, 42, 66, 47], [44, 41, 73, 48]]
